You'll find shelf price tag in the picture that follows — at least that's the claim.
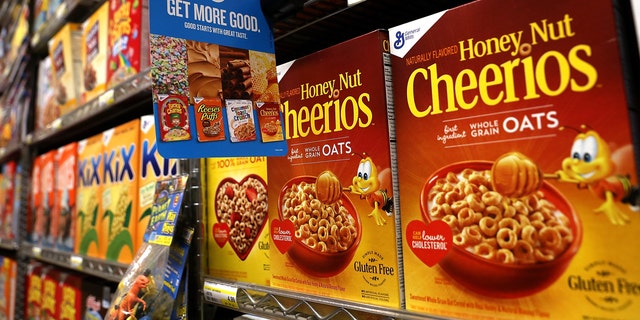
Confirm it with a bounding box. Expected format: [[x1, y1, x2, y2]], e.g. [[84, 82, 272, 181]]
[[32, 246, 42, 258], [99, 89, 115, 107], [203, 280, 239, 309], [70, 255, 83, 270]]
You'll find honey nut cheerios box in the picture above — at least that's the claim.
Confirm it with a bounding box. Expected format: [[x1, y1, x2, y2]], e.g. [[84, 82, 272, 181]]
[[390, 0, 640, 318], [269, 30, 403, 308], [80, 1, 109, 104], [101, 119, 140, 263], [205, 157, 270, 285], [138, 115, 178, 251], [76, 134, 104, 259]]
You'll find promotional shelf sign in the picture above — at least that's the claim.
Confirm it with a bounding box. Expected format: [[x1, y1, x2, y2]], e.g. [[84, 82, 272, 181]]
[[149, 0, 287, 158]]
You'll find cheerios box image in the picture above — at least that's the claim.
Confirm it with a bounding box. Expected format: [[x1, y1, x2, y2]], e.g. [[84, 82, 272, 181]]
[[138, 115, 178, 251], [76, 134, 103, 259], [101, 119, 140, 263], [390, 0, 640, 318], [80, 1, 109, 104], [268, 30, 402, 308], [204, 157, 270, 285]]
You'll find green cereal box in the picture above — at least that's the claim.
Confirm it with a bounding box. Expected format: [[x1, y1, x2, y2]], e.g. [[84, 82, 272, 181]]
[[138, 115, 178, 252], [76, 134, 103, 259], [205, 157, 270, 285], [101, 119, 140, 263]]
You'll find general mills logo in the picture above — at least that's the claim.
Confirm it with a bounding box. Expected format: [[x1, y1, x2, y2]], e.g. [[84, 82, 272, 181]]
[[393, 31, 405, 50]]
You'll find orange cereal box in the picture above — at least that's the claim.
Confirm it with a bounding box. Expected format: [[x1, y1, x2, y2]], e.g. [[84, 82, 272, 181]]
[[41, 150, 57, 249], [76, 134, 103, 259], [81, 1, 109, 104], [56, 142, 78, 252], [101, 119, 140, 263], [138, 115, 178, 251], [48, 23, 83, 116], [269, 30, 402, 308], [30, 155, 44, 244], [205, 157, 269, 285], [390, 0, 640, 318], [0, 256, 16, 319]]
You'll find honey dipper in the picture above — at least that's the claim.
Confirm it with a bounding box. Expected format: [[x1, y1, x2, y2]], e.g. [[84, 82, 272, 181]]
[[316, 170, 349, 204], [491, 152, 558, 198]]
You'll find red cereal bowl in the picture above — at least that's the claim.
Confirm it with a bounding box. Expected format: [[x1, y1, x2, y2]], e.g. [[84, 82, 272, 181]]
[[420, 161, 582, 298], [278, 175, 362, 277]]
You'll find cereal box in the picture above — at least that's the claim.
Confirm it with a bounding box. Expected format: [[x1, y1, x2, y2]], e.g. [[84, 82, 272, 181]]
[[59, 273, 82, 320], [81, 1, 109, 104], [29, 154, 43, 244], [101, 119, 140, 263], [205, 157, 270, 285], [76, 134, 103, 259], [138, 115, 178, 251], [107, 0, 149, 88], [41, 150, 57, 248], [41, 268, 60, 319], [269, 30, 402, 308], [35, 56, 58, 131], [25, 262, 45, 319], [81, 279, 114, 320], [48, 23, 83, 116], [1, 161, 16, 240], [0, 256, 16, 319], [193, 97, 226, 142], [389, 0, 640, 318], [56, 142, 78, 252]]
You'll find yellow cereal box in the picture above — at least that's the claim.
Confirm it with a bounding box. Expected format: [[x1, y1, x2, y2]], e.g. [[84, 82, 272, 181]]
[[205, 157, 270, 285], [137, 115, 178, 251], [101, 119, 140, 263], [76, 134, 103, 259], [48, 23, 83, 116], [269, 31, 402, 308], [80, 1, 109, 104], [390, 0, 640, 318]]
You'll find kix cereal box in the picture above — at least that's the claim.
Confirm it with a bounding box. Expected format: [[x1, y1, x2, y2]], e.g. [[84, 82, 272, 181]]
[[390, 0, 640, 318], [76, 134, 103, 259], [25, 262, 45, 319], [101, 119, 140, 263], [59, 273, 82, 320], [107, 0, 149, 88], [0, 256, 16, 319], [138, 115, 178, 251], [269, 30, 402, 308], [41, 150, 57, 248], [205, 157, 270, 285], [56, 142, 78, 252], [81, 1, 109, 104], [48, 23, 83, 116]]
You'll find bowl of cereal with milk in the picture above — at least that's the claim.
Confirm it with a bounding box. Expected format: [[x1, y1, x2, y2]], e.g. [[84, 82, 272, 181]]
[[278, 175, 361, 277], [420, 161, 582, 298]]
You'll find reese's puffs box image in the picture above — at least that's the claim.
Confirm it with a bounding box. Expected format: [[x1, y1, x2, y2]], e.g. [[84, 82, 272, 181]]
[[268, 30, 403, 308], [101, 119, 140, 263], [389, 0, 640, 318], [204, 157, 270, 285]]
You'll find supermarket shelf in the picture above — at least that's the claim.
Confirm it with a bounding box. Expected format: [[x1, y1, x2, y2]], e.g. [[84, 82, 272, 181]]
[[0, 238, 19, 251], [0, 141, 22, 164], [22, 242, 129, 282], [27, 68, 153, 150], [202, 278, 448, 320], [30, 0, 104, 55]]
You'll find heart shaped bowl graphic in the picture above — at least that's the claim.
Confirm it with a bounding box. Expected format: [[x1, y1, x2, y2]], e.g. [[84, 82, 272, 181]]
[[215, 174, 268, 261], [420, 161, 582, 298], [278, 175, 361, 277]]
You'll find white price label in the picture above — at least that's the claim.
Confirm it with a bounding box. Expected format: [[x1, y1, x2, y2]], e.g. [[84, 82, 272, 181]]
[[203, 280, 239, 309], [70, 255, 83, 269], [99, 90, 115, 107], [32, 246, 42, 258]]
